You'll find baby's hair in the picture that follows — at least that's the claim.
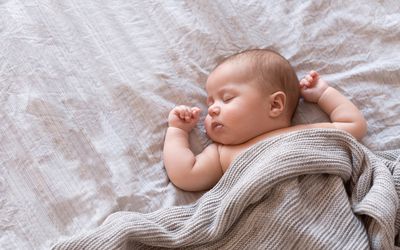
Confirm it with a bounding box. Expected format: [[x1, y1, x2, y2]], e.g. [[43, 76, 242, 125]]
[[217, 48, 300, 119]]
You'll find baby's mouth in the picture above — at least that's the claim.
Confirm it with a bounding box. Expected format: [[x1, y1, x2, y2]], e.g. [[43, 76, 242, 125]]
[[212, 121, 223, 130]]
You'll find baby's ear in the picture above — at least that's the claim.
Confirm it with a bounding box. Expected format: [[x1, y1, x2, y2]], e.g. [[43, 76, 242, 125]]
[[268, 91, 286, 117]]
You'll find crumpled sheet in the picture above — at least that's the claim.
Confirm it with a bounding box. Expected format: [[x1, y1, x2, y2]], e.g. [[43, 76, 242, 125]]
[[52, 129, 400, 250], [0, 1, 399, 249]]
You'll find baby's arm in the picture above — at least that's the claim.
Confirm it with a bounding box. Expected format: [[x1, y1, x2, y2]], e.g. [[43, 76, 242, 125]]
[[163, 106, 223, 191], [300, 71, 367, 140]]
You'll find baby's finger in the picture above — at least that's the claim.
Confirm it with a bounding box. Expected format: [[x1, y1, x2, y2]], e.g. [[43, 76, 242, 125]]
[[300, 79, 309, 88], [310, 70, 319, 78], [175, 106, 187, 120], [185, 111, 191, 121], [181, 107, 190, 121], [191, 107, 201, 114], [191, 107, 201, 119], [174, 107, 182, 119]]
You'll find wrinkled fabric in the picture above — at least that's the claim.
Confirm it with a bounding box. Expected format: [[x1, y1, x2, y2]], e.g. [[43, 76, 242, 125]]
[[0, 1, 400, 249], [52, 129, 400, 249]]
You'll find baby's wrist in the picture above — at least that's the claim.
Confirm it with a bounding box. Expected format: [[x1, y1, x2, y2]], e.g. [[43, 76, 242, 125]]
[[317, 86, 331, 105], [168, 126, 190, 134]]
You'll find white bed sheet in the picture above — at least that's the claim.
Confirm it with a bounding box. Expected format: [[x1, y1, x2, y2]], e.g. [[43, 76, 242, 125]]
[[0, 0, 399, 249]]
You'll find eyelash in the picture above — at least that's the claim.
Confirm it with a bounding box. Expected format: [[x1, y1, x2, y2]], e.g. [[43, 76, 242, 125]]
[[223, 96, 234, 102], [207, 96, 234, 106]]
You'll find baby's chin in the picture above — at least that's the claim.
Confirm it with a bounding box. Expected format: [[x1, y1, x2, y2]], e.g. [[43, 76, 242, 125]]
[[205, 124, 250, 145], [205, 130, 225, 144]]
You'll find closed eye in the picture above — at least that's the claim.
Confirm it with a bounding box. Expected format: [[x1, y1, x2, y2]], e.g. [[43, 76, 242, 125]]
[[223, 96, 234, 103]]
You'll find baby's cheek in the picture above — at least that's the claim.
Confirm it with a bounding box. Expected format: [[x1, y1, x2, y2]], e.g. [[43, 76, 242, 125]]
[[204, 117, 211, 133]]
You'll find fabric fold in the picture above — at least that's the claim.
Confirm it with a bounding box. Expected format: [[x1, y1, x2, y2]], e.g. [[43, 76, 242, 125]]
[[52, 129, 400, 249]]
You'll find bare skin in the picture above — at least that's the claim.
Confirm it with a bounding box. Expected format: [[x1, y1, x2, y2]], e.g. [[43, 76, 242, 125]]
[[163, 67, 367, 192]]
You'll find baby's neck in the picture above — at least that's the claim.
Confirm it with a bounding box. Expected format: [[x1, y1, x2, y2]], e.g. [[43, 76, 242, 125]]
[[217, 120, 294, 172], [242, 119, 292, 145], [266, 117, 291, 133]]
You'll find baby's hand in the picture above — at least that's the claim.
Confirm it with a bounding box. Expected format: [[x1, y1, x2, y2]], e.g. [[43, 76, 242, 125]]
[[168, 106, 201, 132], [299, 71, 329, 103]]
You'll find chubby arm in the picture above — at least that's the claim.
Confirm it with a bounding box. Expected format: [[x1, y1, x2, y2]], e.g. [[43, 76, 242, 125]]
[[300, 71, 367, 140], [163, 106, 223, 191]]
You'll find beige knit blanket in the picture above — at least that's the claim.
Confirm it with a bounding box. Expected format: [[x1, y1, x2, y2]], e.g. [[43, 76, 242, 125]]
[[52, 129, 400, 249]]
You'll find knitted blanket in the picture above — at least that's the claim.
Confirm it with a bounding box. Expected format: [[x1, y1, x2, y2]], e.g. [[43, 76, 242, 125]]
[[52, 129, 400, 249]]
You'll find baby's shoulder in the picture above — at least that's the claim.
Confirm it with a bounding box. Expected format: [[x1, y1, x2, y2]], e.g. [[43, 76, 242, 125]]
[[290, 122, 336, 132], [217, 142, 252, 172]]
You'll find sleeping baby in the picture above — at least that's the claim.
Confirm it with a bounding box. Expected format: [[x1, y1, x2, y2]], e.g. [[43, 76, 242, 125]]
[[163, 48, 367, 191]]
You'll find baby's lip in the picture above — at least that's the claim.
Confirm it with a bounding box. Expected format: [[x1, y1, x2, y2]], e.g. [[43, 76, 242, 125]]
[[211, 121, 223, 130]]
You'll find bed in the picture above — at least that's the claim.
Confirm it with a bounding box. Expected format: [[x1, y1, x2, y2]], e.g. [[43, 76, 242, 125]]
[[1, 1, 399, 249]]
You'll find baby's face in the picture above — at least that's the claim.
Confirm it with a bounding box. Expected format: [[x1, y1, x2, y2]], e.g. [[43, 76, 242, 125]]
[[204, 62, 272, 145]]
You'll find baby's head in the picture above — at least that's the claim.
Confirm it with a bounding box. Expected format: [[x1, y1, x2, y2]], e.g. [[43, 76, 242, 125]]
[[204, 48, 300, 145], [218, 49, 299, 118]]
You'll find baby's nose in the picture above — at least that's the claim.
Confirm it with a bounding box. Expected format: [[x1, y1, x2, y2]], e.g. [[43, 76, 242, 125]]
[[208, 105, 220, 116]]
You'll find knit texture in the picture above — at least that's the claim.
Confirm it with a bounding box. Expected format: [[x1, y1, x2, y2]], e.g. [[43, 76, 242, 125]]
[[52, 129, 400, 249]]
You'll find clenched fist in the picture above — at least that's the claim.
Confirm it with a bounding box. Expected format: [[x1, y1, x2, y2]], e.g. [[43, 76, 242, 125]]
[[299, 70, 329, 103], [168, 105, 201, 132]]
